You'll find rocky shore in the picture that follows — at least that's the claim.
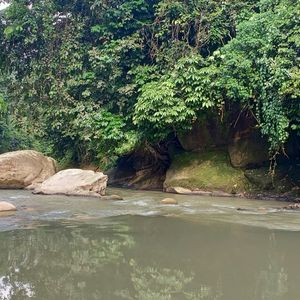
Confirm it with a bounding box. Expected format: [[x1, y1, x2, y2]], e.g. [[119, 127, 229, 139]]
[[109, 113, 300, 202], [0, 150, 117, 200]]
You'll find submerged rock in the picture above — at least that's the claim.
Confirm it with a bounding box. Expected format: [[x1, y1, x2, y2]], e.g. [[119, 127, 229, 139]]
[[161, 198, 178, 205], [283, 203, 300, 210], [0, 201, 17, 212], [33, 169, 108, 197], [165, 186, 241, 197], [101, 195, 123, 201], [0, 150, 57, 189]]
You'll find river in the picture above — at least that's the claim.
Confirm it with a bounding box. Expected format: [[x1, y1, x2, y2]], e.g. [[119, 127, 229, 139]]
[[0, 188, 299, 300]]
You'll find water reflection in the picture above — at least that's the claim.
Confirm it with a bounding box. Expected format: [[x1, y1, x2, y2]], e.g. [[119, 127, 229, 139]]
[[0, 216, 299, 300], [0, 222, 135, 299], [254, 234, 288, 300], [0, 220, 222, 300], [0, 277, 34, 299], [117, 260, 223, 300]]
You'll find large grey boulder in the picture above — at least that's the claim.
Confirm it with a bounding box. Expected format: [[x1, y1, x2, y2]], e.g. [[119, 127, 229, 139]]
[[33, 169, 108, 197], [0, 150, 57, 189]]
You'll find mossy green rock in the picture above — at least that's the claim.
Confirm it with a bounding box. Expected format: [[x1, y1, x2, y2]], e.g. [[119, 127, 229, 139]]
[[164, 150, 248, 194]]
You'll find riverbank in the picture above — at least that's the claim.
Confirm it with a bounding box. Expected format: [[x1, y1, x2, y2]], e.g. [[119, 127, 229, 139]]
[[108, 149, 300, 203]]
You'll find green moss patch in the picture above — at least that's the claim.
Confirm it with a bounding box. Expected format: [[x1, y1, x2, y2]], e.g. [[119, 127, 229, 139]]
[[164, 150, 248, 193]]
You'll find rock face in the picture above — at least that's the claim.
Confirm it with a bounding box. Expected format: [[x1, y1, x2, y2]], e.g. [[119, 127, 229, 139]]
[[33, 169, 108, 197], [228, 130, 269, 168], [228, 113, 269, 168], [0, 150, 57, 189], [0, 201, 17, 212], [108, 147, 170, 190], [178, 118, 228, 152]]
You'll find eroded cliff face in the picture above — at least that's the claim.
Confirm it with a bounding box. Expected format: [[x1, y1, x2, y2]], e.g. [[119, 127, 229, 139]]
[[108, 145, 171, 190], [110, 112, 300, 199]]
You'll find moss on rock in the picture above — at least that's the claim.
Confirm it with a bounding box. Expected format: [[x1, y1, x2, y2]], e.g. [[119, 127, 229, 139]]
[[164, 150, 248, 194]]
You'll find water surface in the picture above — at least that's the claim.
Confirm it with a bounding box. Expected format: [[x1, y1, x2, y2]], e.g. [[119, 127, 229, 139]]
[[0, 189, 299, 300]]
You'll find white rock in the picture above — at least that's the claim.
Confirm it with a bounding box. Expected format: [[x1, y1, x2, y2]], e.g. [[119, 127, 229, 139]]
[[160, 198, 178, 205], [0, 201, 17, 212], [33, 169, 108, 197]]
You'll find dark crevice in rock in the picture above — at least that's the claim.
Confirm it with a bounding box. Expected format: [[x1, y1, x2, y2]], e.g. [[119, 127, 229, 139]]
[[108, 142, 172, 190]]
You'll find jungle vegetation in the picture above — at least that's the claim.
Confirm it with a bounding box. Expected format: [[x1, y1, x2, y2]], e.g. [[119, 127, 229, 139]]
[[0, 0, 299, 167]]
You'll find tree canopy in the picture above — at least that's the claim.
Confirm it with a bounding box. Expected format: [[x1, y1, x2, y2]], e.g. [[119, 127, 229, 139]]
[[0, 0, 299, 166]]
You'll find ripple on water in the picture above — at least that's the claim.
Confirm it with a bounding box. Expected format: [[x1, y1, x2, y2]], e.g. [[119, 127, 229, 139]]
[[3, 188, 300, 232], [131, 200, 150, 207], [9, 195, 30, 199], [39, 210, 70, 220], [138, 211, 160, 216]]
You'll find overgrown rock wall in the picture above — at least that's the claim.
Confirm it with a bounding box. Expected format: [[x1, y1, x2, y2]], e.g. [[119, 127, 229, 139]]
[[111, 114, 300, 198]]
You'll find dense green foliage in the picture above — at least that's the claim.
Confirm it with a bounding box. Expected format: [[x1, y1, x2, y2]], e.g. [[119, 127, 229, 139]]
[[0, 0, 299, 165]]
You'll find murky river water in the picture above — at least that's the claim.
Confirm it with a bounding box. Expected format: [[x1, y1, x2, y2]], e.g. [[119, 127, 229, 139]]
[[0, 188, 300, 300]]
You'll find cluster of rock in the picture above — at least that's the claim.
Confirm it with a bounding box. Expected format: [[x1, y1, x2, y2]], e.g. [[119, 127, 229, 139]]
[[109, 111, 300, 199], [0, 150, 111, 213], [0, 150, 176, 214], [0, 150, 108, 197]]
